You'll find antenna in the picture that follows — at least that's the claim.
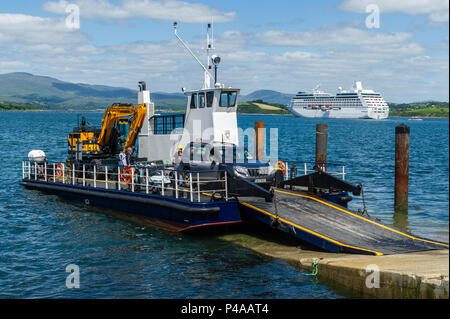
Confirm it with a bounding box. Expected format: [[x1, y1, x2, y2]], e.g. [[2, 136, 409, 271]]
[[206, 18, 221, 86], [173, 21, 214, 89]]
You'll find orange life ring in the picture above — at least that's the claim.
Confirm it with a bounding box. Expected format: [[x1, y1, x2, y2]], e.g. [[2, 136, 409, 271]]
[[121, 166, 132, 183], [275, 161, 286, 175], [56, 163, 64, 177]]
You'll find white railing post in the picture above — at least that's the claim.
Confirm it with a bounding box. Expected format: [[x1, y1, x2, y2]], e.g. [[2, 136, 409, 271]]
[[174, 171, 178, 199], [44, 162, 47, 181], [189, 172, 193, 202], [304, 162, 307, 176], [62, 164, 65, 184], [105, 166, 108, 189], [285, 162, 289, 181], [146, 168, 149, 194], [53, 163, 56, 182], [161, 170, 164, 196], [224, 172, 228, 201], [28, 161, 31, 179], [22, 161, 25, 179], [118, 166, 121, 191], [35, 162, 37, 180], [197, 172, 200, 202], [132, 167, 135, 192], [93, 165, 97, 188], [342, 166, 345, 181], [83, 164, 86, 187]]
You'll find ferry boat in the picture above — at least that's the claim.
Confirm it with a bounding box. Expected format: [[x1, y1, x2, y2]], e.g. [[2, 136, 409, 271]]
[[19, 22, 274, 232], [288, 82, 389, 119]]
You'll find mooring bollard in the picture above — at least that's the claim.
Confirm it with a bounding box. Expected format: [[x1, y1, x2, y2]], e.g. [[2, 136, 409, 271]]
[[315, 124, 328, 171], [255, 121, 264, 161], [394, 124, 410, 212]]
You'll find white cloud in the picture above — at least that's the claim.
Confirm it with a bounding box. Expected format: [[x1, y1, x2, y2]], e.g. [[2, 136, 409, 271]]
[[76, 44, 107, 55], [0, 7, 447, 103], [256, 27, 413, 47], [339, 0, 449, 23], [0, 60, 30, 69], [0, 13, 88, 44], [273, 51, 319, 63], [42, 0, 235, 23]]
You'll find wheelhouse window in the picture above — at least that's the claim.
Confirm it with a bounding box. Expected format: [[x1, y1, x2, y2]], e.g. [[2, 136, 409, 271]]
[[206, 91, 214, 107], [153, 114, 185, 135], [219, 91, 237, 107], [199, 93, 205, 108], [190, 93, 198, 109]]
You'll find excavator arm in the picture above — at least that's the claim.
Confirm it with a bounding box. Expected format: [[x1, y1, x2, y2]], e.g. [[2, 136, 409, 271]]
[[97, 103, 147, 152], [122, 103, 147, 152]]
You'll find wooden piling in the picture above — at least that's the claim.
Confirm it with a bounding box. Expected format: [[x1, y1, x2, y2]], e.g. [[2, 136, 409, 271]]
[[394, 124, 410, 212], [255, 121, 264, 161], [315, 124, 328, 171]]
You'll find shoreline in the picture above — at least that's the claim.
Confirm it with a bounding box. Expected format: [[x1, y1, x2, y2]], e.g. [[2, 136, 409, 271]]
[[1, 109, 449, 119], [389, 115, 449, 119]]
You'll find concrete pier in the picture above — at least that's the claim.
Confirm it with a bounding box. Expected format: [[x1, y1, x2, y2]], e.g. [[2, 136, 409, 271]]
[[218, 231, 449, 299]]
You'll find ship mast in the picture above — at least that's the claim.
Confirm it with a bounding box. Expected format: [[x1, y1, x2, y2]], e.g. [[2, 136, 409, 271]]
[[173, 21, 215, 89]]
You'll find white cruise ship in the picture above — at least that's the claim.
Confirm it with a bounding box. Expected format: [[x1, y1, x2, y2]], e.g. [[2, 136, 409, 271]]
[[288, 81, 389, 119]]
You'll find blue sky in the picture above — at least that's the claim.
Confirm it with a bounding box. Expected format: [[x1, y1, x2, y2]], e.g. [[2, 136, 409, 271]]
[[0, 0, 448, 102]]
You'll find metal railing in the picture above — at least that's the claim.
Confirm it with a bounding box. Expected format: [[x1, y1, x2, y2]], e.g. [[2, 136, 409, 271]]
[[280, 161, 346, 181], [22, 160, 229, 202]]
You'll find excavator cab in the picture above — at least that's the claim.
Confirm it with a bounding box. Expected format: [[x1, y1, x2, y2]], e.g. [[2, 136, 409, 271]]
[[109, 117, 131, 154], [67, 102, 147, 164]]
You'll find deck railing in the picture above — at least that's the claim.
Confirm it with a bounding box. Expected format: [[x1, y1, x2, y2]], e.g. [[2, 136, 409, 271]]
[[280, 161, 346, 180], [22, 160, 229, 202]]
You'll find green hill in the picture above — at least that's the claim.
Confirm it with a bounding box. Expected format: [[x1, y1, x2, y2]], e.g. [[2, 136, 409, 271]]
[[240, 90, 293, 105], [389, 101, 449, 118], [238, 100, 291, 115], [0, 102, 41, 111], [0, 73, 185, 111]]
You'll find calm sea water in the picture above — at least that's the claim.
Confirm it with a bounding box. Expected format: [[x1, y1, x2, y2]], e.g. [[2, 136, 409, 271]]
[[0, 111, 448, 298]]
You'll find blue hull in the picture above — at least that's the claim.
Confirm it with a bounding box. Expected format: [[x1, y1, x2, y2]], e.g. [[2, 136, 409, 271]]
[[21, 179, 241, 232]]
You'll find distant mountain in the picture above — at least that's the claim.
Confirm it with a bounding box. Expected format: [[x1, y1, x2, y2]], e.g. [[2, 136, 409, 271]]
[[240, 90, 293, 105], [0, 73, 186, 110], [0, 72, 294, 110]]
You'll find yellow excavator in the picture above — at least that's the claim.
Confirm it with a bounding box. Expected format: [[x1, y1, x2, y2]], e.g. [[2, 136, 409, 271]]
[[67, 102, 147, 164]]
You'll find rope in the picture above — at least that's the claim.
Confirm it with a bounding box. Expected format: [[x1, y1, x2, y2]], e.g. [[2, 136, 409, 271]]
[[359, 185, 371, 218], [273, 190, 279, 219], [306, 258, 322, 277], [271, 189, 280, 227]]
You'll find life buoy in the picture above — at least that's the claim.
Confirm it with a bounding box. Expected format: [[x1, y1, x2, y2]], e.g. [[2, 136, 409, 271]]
[[56, 163, 64, 177], [275, 161, 286, 175], [121, 166, 132, 183]]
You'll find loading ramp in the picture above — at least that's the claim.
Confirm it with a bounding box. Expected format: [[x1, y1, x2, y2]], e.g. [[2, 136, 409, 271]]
[[238, 188, 448, 256]]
